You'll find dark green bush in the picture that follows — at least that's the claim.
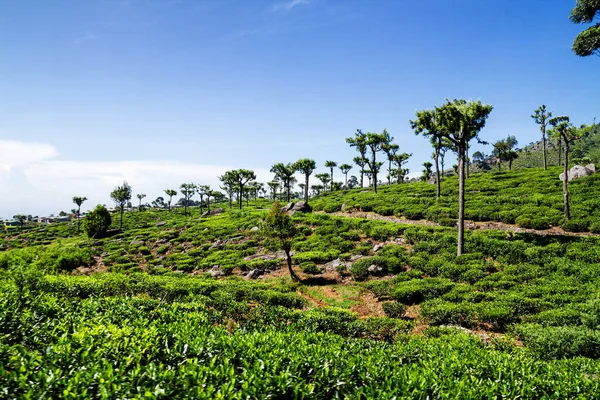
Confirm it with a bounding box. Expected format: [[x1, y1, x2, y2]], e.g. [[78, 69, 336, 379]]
[[300, 261, 323, 275], [83, 205, 112, 238], [382, 302, 407, 318], [562, 219, 589, 232]]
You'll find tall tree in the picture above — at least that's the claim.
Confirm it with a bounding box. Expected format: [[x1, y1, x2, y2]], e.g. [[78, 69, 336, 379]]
[[532, 105, 553, 170], [324, 161, 337, 190], [262, 202, 300, 281], [267, 180, 280, 200], [218, 174, 237, 209], [294, 158, 316, 203], [346, 130, 368, 188], [13, 214, 27, 230], [270, 163, 295, 202], [180, 183, 196, 216], [421, 162, 433, 182], [549, 116, 586, 221], [570, 0, 600, 57], [363, 130, 392, 194], [110, 181, 132, 230], [411, 108, 447, 199], [381, 143, 399, 185], [435, 99, 493, 256], [72, 196, 87, 233], [136, 194, 146, 211], [197, 185, 210, 215], [220, 169, 256, 209], [315, 173, 331, 191], [339, 164, 353, 189], [393, 153, 411, 184], [164, 189, 177, 212]]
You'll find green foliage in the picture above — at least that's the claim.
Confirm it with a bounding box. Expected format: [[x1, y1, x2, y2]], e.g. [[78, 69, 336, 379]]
[[82, 205, 112, 238]]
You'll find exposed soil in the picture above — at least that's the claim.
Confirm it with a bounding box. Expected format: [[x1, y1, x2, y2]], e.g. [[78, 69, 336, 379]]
[[331, 210, 600, 238]]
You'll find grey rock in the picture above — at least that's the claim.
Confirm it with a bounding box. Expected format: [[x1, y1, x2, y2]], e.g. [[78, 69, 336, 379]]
[[290, 201, 312, 213], [324, 258, 344, 272], [209, 265, 224, 277], [281, 203, 294, 213], [559, 164, 596, 181], [156, 221, 167, 227], [210, 239, 225, 249], [245, 269, 265, 280], [201, 208, 225, 217], [367, 264, 384, 274], [349, 254, 364, 262], [130, 240, 145, 247], [373, 243, 385, 253], [100, 252, 109, 258], [250, 226, 260, 232], [340, 204, 348, 211]]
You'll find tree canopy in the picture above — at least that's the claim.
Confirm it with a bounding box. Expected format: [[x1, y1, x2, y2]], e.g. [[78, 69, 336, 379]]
[[570, 0, 600, 57]]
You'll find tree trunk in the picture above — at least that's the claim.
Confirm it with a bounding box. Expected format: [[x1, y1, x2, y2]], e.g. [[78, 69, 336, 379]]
[[434, 148, 440, 200], [558, 138, 562, 166], [371, 153, 378, 194], [388, 160, 392, 185], [207, 197, 210, 212], [397, 168, 402, 184], [330, 168, 334, 190], [304, 174, 309, 203], [498, 161, 501, 172], [120, 207, 124, 230], [77, 207, 81, 233], [509, 159, 513, 170], [239, 186, 243, 209], [563, 137, 570, 221], [542, 125, 547, 170], [229, 195, 232, 209], [360, 166, 364, 188], [287, 183, 291, 202], [286, 250, 299, 282], [199, 195, 204, 215], [457, 144, 465, 256], [441, 153, 445, 176], [465, 143, 469, 179]]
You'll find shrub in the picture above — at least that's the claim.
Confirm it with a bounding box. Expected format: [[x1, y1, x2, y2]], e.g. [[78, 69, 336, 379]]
[[562, 219, 589, 232], [382, 302, 407, 318], [515, 324, 600, 359], [83, 205, 112, 238], [438, 218, 457, 227], [300, 262, 323, 275], [392, 278, 455, 305]]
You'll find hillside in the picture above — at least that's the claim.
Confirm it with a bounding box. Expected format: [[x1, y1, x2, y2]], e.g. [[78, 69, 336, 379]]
[[3, 183, 600, 396], [312, 166, 600, 232]]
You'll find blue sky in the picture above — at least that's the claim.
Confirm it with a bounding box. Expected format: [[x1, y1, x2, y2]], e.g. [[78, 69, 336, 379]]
[[0, 0, 598, 217]]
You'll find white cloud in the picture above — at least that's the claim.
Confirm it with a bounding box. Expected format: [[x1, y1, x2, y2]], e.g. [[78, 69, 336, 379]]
[[0, 141, 272, 218], [271, 0, 311, 12]]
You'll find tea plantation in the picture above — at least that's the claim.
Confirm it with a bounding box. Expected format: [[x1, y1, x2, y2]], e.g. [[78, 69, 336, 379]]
[[3, 182, 600, 398]]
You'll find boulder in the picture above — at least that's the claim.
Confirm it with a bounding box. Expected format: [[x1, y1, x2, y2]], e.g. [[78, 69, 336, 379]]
[[559, 164, 596, 181], [373, 243, 385, 253], [210, 239, 225, 249], [290, 201, 312, 213], [201, 208, 225, 217], [156, 221, 167, 227], [281, 203, 294, 213], [209, 265, 224, 277], [245, 269, 265, 280], [340, 204, 348, 211], [367, 264, 384, 274], [324, 258, 344, 272], [250, 226, 260, 232], [130, 240, 145, 247]]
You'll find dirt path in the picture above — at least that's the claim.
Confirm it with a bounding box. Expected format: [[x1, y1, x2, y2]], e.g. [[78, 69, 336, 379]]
[[330, 211, 600, 238]]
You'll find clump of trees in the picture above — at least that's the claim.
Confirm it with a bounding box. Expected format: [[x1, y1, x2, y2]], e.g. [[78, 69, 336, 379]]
[[492, 135, 519, 171]]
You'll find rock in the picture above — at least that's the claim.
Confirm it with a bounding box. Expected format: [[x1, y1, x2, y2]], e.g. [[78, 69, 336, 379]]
[[559, 164, 596, 181], [210, 239, 225, 249], [155, 239, 168, 245], [100, 252, 109, 258], [373, 243, 385, 253], [349, 254, 364, 262], [281, 203, 294, 213], [367, 264, 384, 274], [250, 226, 259, 232], [290, 201, 312, 213], [244, 250, 287, 261], [156, 221, 167, 227], [340, 204, 348, 211], [324, 258, 344, 272], [130, 240, 145, 247], [201, 208, 225, 217], [245, 269, 265, 280], [209, 265, 224, 277]]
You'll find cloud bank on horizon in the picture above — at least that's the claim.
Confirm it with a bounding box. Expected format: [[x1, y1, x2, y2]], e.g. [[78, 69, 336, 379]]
[[0, 140, 272, 218]]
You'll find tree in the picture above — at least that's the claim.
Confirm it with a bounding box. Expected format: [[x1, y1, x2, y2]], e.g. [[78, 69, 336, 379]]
[[180, 183, 196, 216], [13, 214, 27, 230], [136, 194, 146, 211], [197, 185, 210, 215], [294, 158, 316, 203], [248, 181, 264, 201], [347, 175, 359, 189], [421, 162, 433, 182], [152, 196, 165, 209], [110, 181, 132, 230], [393, 152, 411, 184], [381, 143, 399, 185], [82, 205, 112, 238], [324, 161, 337, 190], [164, 189, 177, 212], [339, 164, 353, 189], [363, 130, 392, 194], [435, 99, 493, 256], [267, 180, 280, 200], [472, 151, 488, 169], [411, 108, 446, 198], [315, 173, 331, 192], [311, 184, 324, 196], [532, 105, 553, 170], [72, 196, 87, 232], [270, 163, 295, 202], [219, 173, 237, 209], [220, 169, 256, 209], [570, 0, 600, 57], [346, 130, 368, 188], [262, 202, 299, 281], [549, 116, 586, 221]]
